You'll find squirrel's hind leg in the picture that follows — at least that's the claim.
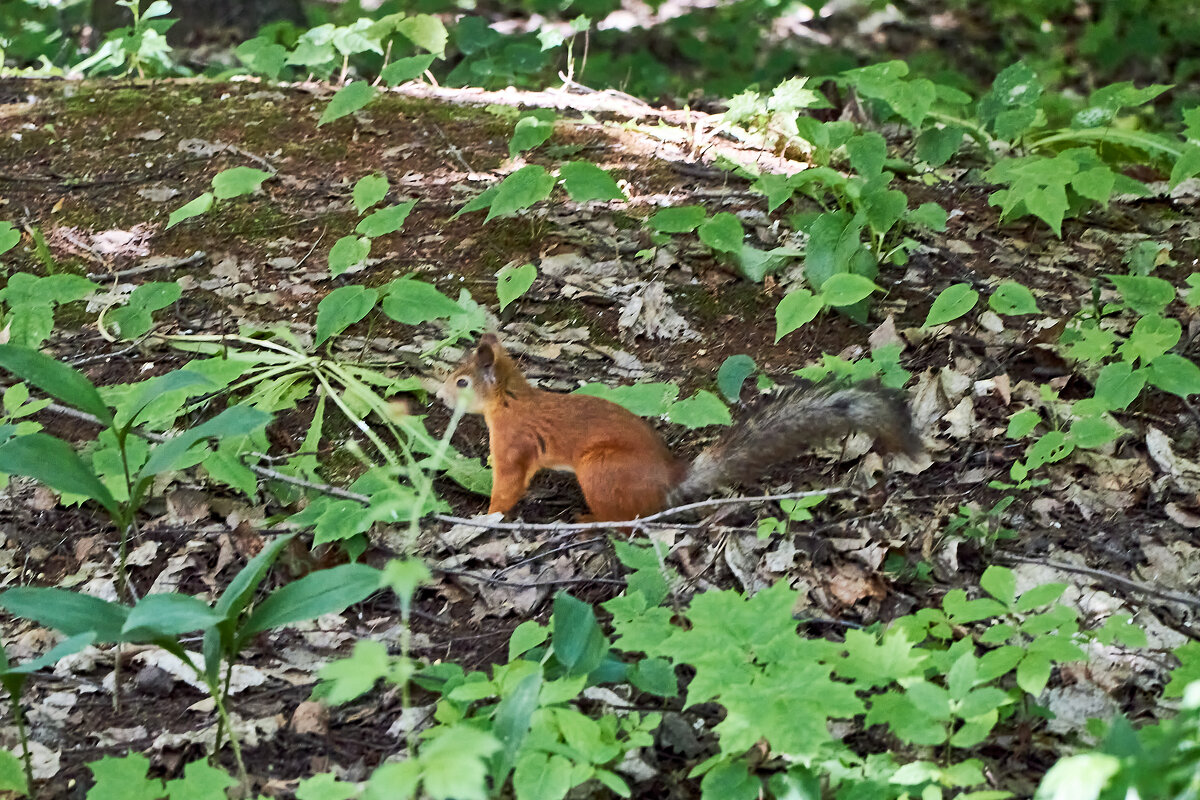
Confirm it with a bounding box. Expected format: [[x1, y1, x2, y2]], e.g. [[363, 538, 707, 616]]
[[575, 449, 671, 523]]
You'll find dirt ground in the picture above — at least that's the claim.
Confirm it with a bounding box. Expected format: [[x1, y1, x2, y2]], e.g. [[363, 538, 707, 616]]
[[0, 76, 1198, 797]]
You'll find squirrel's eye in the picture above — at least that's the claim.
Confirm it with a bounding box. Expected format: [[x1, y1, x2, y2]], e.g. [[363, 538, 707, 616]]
[[456, 377, 470, 388]]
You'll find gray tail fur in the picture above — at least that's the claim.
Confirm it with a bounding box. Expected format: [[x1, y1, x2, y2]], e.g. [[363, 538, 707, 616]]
[[667, 381, 921, 506]]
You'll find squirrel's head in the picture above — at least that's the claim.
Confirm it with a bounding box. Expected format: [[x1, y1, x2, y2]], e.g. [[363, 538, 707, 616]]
[[437, 333, 510, 414]]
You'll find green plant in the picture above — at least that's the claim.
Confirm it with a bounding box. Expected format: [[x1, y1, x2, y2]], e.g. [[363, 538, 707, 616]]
[[0, 533, 382, 784], [944, 498, 1017, 545], [167, 166, 275, 229], [72, 0, 181, 78]]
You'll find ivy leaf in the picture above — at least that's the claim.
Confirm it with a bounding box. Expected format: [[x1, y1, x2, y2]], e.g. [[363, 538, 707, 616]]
[[559, 161, 626, 203], [923, 283, 979, 327], [314, 286, 378, 345], [496, 262, 536, 311], [485, 166, 556, 221], [356, 200, 416, 237], [166, 192, 214, 228], [352, 173, 389, 214], [698, 212, 744, 253], [318, 81, 378, 126], [211, 167, 272, 200], [327, 235, 371, 277]]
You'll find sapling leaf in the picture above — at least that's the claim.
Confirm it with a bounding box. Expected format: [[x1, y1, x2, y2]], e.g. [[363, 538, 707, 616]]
[[989, 280, 1040, 315], [0, 587, 128, 640], [666, 391, 731, 429], [121, 594, 224, 641], [352, 173, 389, 214], [1107, 274, 1175, 315], [108, 280, 183, 339], [647, 205, 706, 233], [820, 273, 879, 307], [492, 667, 542, 782], [327, 234, 371, 277], [558, 161, 626, 203], [396, 13, 448, 56], [356, 200, 416, 237], [0, 345, 112, 424], [551, 592, 607, 675], [211, 166, 272, 200], [924, 283, 979, 327], [381, 277, 463, 324], [775, 289, 823, 341], [1149, 354, 1200, 397], [314, 285, 378, 345], [508, 113, 555, 157], [0, 221, 19, 255], [241, 563, 382, 638], [698, 212, 744, 253], [318, 81, 377, 126], [574, 382, 678, 416], [716, 355, 755, 402], [166, 192, 213, 228], [485, 166, 556, 221], [980, 565, 1016, 607], [496, 262, 536, 311], [0, 433, 119, 517], [380, 54, 437, 86]]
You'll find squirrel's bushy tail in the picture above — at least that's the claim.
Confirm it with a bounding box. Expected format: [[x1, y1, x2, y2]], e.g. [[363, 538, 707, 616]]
[[667, 382, 921, 506]]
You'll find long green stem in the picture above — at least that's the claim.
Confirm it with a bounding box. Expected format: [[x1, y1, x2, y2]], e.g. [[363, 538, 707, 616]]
[[406, 400, 465, 550], [9, 693, 35, 800]]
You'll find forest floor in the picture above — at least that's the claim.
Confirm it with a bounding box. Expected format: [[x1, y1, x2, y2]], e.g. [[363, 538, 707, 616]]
[[0, 76, 1197, 797]]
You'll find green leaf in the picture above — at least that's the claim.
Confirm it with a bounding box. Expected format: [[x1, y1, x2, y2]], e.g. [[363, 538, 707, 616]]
[[166, 192, 214, 228], [647, 205, 706, 233], [139, 406, 272, 481], [1149, 354, 1200, 397], [0, 344, 112, 424], [775, 289, 823, 341], [989, 280, 1040, 315], [420, 726, 499, 800], [211, 167, 272, 200], [700, 760, 761, 800], [844, 132, 887, 177], [907, 201, 947, 231], [924, 283, 979, 327], [380, 54, 437, 86], [820, 273, 878, 307], [698, 212, 744, 253], [363, 762, 421, 800], [1093, 362, 1147, 410], [1016, 653, 1052, 695], [574, 382, 678, 416], [629, 657, 678, 697], [980, 566, 1016, 607], [0, 587, 128, 641], [716, 355, 755, 402], [0, 433, 119, 517], [666, 391, 732, 429], [327, 235, 371, 277], [1118, 314, 1181, 364], [551, 592, 607, 675], [356, 200, 417, 237], [509, 113, 555, 157], [1170, 143, 1200, 189], [396, 14, 448, 56], [243, 563, 381, 637], [108, 280, 183, 339], [88, 754, 162, 800], [0, 750, 26, 795], [559, 161, 626, 203], [317, 640, 391, 705], [1108, 274, 1176, 315], [315, 285, 379, 345], [122, 594, 224, 640], [485, 166, 556, 222], [751, 173, 795, 213], [1035, 754, 1121, 800], [318, 81, 378, 126], [1016, 583, 1067, 612], [381, 277, 463, 324], [352, 173, 389, 214], [0, 221, 19, 256], [494, 669, 542, 781], [496, 262, 536, 311], [508, 620, 549, 660], [164, 759, 238, 800]]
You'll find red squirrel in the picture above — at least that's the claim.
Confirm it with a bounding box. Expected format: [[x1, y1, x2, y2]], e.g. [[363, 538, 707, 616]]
[[438, 334, 922, 522]]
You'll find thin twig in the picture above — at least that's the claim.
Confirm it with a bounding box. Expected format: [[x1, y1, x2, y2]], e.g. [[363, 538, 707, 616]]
[[85, 250, 206, 281], [997, 554, 1200, 609]]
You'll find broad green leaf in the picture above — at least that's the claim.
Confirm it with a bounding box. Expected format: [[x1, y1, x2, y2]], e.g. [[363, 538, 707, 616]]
[[666, 391, 731, 429], [559, 161, 626, 203], [512, 752, 572, 800], [0, 749, 25, 795], [327, 235, 371, 277], [574, 382, 678, 416], [1034, 755, 1120, 800], [356, 200, 416, 237], [352, 173, 389, 214], [1118, 314, 1181, 364], [0, 221, 19, 255], [0, 433, 119, 516], [0, 344, 112, 424], [139, 406, 272, 480], [314, 285, 379, 345], [844, 132, 887, 177], [716, 354, 755, 402], [989, 281, 1040, 315], [494, 669, 542, 780], [0, 587, 128, 640], [1149, 354, 1200, 397], [163, 760, 238, 800], [1108, 274, 1175, 315], [109, 281, 183, 339], [420, 726, 499, 800], [242, 563, 381, 636], [508, 621, 549, 660], [380, 54, 437, 86], [211, 167, 272, 200], [318, 81, 378, 126], [508, 113, 555, 157], [496, 262, 536, 311], [924, 283, 979, 327], [363, 762, 421, 800], [775, 289, 823, 341], [87, 754, 162, 800], [166, 192, 213, 228], [485, 166, 556, 221], [382, 558, 432, 617], [907, 201, 947, 231], [381, 277, 462, 324], [1170, 143, 1200, 189], [751, 173, 794, 213], [1092, 362, 1146, 410], [698, 212, 744, 253], [820, 273, 878, 307], [980, 566, 1016, 607], [122, 594, 224, 640], [396, 14, 448, 56], [647, 205, 705, 233], [551, 592, 606, 675]]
